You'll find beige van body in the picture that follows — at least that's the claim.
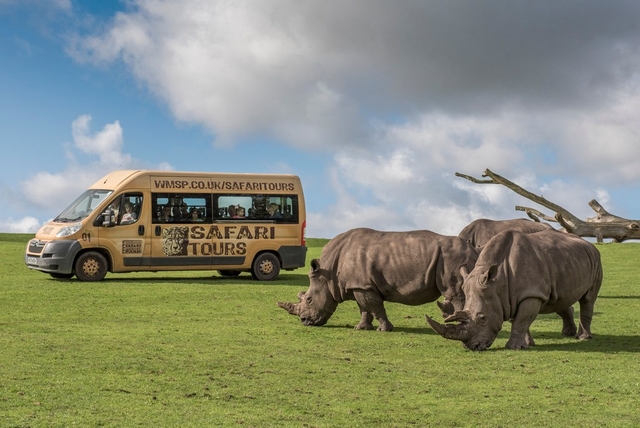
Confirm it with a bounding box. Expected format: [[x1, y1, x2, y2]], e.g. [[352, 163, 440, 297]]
[[25, 170, 307, 281]]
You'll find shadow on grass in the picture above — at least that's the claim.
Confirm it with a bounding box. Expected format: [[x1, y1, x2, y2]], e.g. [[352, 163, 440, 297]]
[[317, 323, 640, 353], [597, 295, 640, 300], [466, 330, 640, 353], [528, 333, 640, 353], [47, 273, 311, 287], [317, 324, 435, 335]]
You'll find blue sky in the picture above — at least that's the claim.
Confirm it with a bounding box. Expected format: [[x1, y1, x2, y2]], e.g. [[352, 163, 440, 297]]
[[2, 1, 640, 238]]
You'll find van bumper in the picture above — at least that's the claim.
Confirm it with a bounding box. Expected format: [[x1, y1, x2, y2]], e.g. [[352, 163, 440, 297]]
[[279, 245, 307, 269], [25, 239, 82, 275]]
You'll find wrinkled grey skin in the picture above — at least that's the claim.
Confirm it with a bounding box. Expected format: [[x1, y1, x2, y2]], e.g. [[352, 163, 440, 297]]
[[426, 229, 602, 351], [458, 218, 553, 248], [278, 228, 479, 331]]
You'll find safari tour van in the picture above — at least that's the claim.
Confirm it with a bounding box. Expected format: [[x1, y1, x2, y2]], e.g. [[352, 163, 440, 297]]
[[25, 170, 307, 281]]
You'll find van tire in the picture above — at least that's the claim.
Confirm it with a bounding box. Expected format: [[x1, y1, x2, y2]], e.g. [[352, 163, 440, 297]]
[[251, 252, 280, 281], [75, 251, 108, 282]]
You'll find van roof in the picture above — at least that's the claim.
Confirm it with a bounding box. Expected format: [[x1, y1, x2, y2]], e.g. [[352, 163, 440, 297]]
[[89, 170, 301, 190]]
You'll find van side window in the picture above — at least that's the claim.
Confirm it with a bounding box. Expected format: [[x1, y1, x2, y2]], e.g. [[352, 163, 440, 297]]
[[213, 194, 299, 223], [119, 193, 143, 225], [152, 193, 212, 224]]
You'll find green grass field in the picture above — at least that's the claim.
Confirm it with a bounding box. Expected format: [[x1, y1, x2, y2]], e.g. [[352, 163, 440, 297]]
[[1, 234, 639, 427]]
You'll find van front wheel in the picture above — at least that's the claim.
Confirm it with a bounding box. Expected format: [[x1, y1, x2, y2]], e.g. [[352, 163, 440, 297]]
[[251, 253, 280, 281], [75, 251, 108, 282]]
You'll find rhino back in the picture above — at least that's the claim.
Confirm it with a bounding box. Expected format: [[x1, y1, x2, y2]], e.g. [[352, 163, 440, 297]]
[[319, 228, 477, 305], [459, 218, 552, 247]]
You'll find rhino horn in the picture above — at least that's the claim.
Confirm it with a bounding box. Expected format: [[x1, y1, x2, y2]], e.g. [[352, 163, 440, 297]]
[[296, 291, 306, 301], [277, 301, 300, 316], [425, 314, 470, 342]]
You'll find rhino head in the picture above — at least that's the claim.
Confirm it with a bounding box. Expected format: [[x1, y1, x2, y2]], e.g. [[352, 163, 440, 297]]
[[437, 263, 474, 318], [426, 264, 504, 351], [277, 258, 339, 326]]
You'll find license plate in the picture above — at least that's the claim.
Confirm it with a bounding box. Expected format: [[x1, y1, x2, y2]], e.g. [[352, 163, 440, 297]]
[[27, 257, 37, 265]]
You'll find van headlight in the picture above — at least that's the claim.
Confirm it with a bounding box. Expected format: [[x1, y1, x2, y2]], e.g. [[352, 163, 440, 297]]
[[56, 222, 82, 237]]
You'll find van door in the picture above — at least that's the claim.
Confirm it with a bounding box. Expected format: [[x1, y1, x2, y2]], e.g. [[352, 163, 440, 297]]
[[98, 192, 150, 271]]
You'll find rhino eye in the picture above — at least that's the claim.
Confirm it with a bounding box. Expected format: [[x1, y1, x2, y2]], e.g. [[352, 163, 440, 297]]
[[306, 296, 312, 305], [477, 313, 487, 325]]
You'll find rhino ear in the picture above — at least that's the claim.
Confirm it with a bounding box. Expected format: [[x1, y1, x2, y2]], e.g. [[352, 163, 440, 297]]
[[480, 264, 499, 286], [310, 259, 321, 272]]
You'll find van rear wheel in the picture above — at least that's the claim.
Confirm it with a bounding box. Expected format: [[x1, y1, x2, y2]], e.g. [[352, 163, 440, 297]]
[[251, 253, 280, 281], [75, 251, 108, 282]]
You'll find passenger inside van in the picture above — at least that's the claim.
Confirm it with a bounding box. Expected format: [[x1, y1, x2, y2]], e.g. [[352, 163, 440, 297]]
[[120, 202, 137, 224], [158, 205, 174, 222], [266, 203, 282, 219], [234, 206, 246, 218], [107, 201, 120, 224], [175, 203, 189, 222], [189, 208, 203, 222]]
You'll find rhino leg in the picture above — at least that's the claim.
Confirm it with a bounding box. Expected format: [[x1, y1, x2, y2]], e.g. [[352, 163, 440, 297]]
[[353, 291, 393, 332], [576, 296, 596, 340], [524, 329, 535, 347], [506, 298, 542, 350], [556, 306, 577, 337], [355, 309, 375, 331]]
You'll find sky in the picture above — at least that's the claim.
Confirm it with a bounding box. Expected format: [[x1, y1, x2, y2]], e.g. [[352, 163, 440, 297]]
[[2, 0, 640, 239]]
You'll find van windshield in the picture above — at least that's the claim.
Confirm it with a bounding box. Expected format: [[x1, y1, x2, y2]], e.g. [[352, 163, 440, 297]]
[[54, 189, 114, 222]]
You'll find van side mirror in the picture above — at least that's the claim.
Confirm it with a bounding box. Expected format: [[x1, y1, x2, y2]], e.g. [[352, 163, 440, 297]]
[[102, 210, 116, 227]]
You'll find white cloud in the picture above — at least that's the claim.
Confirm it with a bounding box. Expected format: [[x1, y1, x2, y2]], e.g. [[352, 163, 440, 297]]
[[71, 114, 131, 166], [0, 216, 41, 233], [0, 115, 172, 233], [22, 115, 132, 211], [62, 1, 640, 238], [309, 107, 623, 238], [67, 1, 640, 150]]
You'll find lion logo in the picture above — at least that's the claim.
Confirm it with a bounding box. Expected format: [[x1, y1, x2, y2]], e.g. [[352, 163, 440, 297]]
[[162, 226, 190, 256]]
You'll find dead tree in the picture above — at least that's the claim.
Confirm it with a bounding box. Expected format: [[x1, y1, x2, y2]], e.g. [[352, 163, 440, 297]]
[[456, 168, 640, 243]]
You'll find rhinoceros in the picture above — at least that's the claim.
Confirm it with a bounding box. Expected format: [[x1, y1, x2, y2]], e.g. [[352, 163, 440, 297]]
[[458, 218, 553, 247], [426, 229, 602, 350], [277, 228, 479, 331]]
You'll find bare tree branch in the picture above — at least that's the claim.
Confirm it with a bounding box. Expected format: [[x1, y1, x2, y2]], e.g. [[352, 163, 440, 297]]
[[456, 168, 640, 243]]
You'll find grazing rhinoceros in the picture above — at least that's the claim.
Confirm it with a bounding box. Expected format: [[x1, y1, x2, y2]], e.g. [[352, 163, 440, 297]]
[[458, 218, 553, 247], [426, 229, 602, 350], [277, 228, 479, 331]]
